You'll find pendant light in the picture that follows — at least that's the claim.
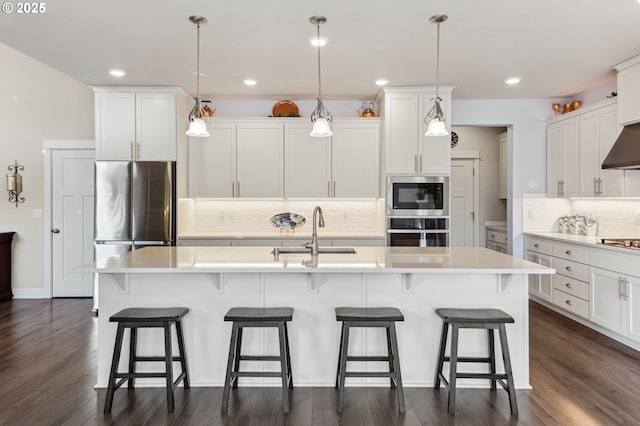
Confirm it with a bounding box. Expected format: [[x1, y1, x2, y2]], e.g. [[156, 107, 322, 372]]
[[186, 15, 210, 138], [424, 14, 449, 137], [309, 16, 333, 138]]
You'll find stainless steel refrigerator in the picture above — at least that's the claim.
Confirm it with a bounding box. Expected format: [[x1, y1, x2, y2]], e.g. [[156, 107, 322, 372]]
[[94, 161, 176, 261]]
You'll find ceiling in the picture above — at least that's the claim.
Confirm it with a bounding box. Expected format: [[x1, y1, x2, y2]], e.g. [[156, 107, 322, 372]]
[[2, 0, 640, 101]]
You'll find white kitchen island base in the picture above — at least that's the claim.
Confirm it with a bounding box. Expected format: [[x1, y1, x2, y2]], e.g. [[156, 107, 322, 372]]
[[87, 247, 553, 390]]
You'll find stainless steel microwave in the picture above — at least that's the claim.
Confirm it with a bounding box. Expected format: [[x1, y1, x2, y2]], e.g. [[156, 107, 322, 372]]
[[386, 176, 449, 217]]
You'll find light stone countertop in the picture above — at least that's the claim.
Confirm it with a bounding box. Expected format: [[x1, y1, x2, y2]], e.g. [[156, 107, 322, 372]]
[[78, 246, 554, 274], [178, 231, 385, 240], [524, 231, 640, 256]]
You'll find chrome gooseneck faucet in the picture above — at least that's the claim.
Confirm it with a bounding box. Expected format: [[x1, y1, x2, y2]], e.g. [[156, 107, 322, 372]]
[[304, 206, 325, 255]]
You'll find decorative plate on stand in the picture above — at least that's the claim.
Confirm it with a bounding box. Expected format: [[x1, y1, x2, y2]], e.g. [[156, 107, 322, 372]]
[[272, 101, 300, 117], [270, 212, 306, 230]]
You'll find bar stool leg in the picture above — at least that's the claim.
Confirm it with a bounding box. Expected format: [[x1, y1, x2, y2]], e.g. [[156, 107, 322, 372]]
[[498, 324, 518, 416], [128, 327, 137, 389], [164, 322, 175, 413], [336, 321, 350, 413], [278, 322, 290, 413], [447, 324, 460, 414], [434, 320, 449, 389], [386, 326, 396, 389], [222, 322, 240, 413], [284, 322, 293, 389], [487, 328, 496, 391], [175, 320, 190, 388], [232, 327, 243, 389], [388, 321, 405, 413], [335, 322, 345, 389], [104, 323, 125, 413]]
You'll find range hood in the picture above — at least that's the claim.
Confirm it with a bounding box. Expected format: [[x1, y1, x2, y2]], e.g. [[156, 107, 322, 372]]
[[602, 122, 640, 169]]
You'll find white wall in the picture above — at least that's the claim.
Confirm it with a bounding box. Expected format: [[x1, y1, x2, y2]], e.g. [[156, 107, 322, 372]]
[[0, 43, 94, 296], [452, 99, 562, 257]]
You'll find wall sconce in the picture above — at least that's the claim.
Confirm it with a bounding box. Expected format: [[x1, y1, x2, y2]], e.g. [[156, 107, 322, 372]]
[[7, 161, 25, 207]]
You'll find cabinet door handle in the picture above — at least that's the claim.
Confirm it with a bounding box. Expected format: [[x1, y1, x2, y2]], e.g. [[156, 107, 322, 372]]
[[136, 142, 141, 159], [565, 282, 573, 289], [565, 299, 573, 306], [594, 178, 598, 197], [534, 243, 539, 248], [237, 181, 240, 197], [328, 181, 331, 197], [565, 266, 572, 272], [333, 181, 336, 197], [232, 182, 235, 197], [420, 154, 423, 172], [619, 277, 625, 300], [415, 155, 419, 173], [565, 250, 572, 255], [598, 178, 603, 196], [623, 277, 629, 301], [130, 142, 134, 160]]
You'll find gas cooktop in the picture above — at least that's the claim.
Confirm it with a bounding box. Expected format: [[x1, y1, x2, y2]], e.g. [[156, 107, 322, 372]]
[[599, 238, 640, 250]]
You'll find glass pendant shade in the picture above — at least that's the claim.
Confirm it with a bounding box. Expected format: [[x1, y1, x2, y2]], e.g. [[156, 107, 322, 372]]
[[186, 118, 210, 137], [425, 117, 449, 136], [310, 118, 333, 137]]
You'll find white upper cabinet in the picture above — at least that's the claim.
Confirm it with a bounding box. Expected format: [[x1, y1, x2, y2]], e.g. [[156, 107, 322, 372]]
[[578, 102, 624, 197], [383, 87, 453, 175], [189, 122, 236, 198], [331, 121, 380, 198], [236, 123, 284, 198], [546, 116, 579, 197], [615, 54, 640, 126], [94, 88, 182, 161], [284, 122, 331, 198], [547, 99, 623, 198]]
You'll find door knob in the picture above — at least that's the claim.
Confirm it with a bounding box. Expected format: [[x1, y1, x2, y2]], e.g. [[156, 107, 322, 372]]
[[51, 228, 60, 234]]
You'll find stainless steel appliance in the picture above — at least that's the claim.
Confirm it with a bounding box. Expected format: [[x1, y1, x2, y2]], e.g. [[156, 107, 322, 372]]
[[386, 176, 449, 217], [386, 176, 450, 247], [598, 238, 640, 251], [94, 161, 176, 260]]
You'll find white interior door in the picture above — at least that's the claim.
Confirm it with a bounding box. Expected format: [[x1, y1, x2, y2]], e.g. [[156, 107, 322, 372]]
[[52, 150, 95, 297], [450, 158, 477, 247]]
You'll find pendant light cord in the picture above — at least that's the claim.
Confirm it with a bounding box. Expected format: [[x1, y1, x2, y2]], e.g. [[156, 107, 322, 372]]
[[196, 21, 201, 113], [316, 22, 323, 101], [435, 19, 440, 100]]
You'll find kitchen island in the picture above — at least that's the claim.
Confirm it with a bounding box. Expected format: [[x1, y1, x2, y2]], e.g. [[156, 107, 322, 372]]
[[81, 246, 553, 389]]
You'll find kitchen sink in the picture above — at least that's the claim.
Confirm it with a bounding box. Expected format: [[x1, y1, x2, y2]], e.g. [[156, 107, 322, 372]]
[[271, 247, 357, 256]]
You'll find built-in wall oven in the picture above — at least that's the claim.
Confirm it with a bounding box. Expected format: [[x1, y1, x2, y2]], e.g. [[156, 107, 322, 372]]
[[386, 176, 449, 247]]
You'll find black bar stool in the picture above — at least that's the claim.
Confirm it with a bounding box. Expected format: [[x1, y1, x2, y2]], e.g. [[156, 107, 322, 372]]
[[335, 307, 405, 413], [221, 307, 294, 413], [434, 308, 518, 416], [104, 307, 190, 413]]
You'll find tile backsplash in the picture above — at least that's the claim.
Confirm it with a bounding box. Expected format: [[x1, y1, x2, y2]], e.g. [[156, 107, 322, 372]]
[[522, 194, 640, 237], [178, 198, 385, 234]]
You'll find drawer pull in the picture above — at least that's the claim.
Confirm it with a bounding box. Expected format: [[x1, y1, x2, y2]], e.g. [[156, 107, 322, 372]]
[[565, 250, 572, 255], [491, 234, 495, 238], [565, 266, 573, 272], [565, 282, 573, 289], [565, 300, 573, 306], [534, 243, 539, 248]]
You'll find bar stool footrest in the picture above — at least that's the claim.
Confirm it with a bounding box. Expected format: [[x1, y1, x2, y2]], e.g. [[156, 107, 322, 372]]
[[346, 356, 391, 362], [238, 355, 282, 361], [456, 372, 508, 380], [345, 371, 395, 378], [133, 356, 184, 362], [442, 356, 492, 363], [232, 371, 284, 378]]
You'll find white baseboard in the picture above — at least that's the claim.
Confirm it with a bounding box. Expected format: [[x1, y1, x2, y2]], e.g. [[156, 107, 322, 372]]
[[12, 288, 47, 299]]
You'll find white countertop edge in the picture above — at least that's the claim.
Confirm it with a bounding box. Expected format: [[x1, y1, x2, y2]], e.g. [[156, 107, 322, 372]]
[[78, 267, 553, 275], [178, 233, 386, 240]]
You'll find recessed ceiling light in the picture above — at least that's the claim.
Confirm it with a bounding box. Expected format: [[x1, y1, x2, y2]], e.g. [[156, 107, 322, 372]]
[[505, 77, 521, 85], [375, 78, 389, 86], [308, 36, 328, 47], [109, 69, 127, 77], [243, 79, 257, 86]]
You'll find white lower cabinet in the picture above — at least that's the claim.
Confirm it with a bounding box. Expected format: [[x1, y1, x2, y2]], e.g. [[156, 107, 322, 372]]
[[525, 251, 552, 302], [486, 229, 507, 253], [590, 266, 640, 344], [526, 234, 640, 349]]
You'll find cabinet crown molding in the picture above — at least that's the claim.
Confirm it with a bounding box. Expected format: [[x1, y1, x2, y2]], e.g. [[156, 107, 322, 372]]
[[546, 98, 616, 124]]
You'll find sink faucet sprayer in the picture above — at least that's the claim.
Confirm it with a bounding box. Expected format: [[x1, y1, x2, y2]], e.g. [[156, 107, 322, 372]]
[[304, 206, 325, 255]]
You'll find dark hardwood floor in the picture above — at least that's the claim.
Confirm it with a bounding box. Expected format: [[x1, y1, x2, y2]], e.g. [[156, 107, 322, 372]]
[[1, 299, 640, 425]]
